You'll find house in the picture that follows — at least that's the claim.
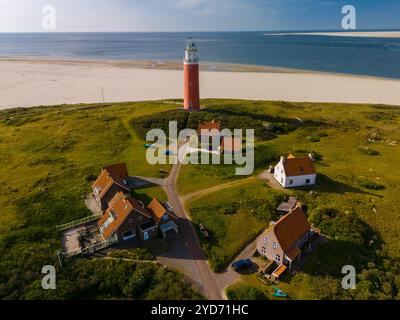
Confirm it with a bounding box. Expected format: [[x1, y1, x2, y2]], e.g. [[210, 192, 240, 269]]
[[147, 198, 179, 237], [274, 154, 316, 188], [257, 204, 312, 277], [92, 163, 131, 210], [221, 136, 242, 154], [97, 192, 158, 242], [198, 120, 221, 151], [97, 192, 180, 243]]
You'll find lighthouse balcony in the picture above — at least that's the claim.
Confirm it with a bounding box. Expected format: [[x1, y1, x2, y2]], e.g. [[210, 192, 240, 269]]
[[184, 57, 199, 64]]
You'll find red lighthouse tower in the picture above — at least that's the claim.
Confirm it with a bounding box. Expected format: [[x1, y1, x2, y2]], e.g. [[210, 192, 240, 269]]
[[183, 38, 200, 111]]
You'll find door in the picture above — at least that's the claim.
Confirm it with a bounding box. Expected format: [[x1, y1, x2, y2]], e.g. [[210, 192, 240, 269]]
[[144, 231, 149, 241]]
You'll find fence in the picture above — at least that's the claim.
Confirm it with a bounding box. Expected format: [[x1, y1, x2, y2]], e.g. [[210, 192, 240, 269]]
[[62, 235, 118, 259], [56, 213, 102, 231]]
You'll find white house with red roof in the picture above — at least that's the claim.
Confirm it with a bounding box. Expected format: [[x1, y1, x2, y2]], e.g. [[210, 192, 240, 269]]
[[274, 154, 317, 188]]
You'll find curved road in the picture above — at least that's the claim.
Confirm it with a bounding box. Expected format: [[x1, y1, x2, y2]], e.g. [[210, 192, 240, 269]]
[[163, 162, 224, 300]]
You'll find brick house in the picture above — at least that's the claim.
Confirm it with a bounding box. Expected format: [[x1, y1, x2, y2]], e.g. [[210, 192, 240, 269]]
[[97, 192, 158, 242], [147, 198, 179, 237], [257, 204, 313, 277], [92, 163, 131, 210], [97, 192, 179, 243]]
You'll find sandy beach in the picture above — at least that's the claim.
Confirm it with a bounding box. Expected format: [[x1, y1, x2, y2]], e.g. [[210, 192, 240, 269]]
[[0, 58, 399, 110]]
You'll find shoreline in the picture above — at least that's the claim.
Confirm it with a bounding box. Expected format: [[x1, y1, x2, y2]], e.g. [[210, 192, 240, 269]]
[[1, 56, 399, 82], [0, 56, 311, 74], [1, 57, 400, 110], [268, 31, 400, 38]]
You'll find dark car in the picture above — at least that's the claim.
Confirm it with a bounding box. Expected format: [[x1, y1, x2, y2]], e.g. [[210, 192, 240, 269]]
[[231, 259, 253, 272]]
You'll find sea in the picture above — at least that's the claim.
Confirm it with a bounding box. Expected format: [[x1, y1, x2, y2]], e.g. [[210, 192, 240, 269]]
[[1, 31, 400, 79]]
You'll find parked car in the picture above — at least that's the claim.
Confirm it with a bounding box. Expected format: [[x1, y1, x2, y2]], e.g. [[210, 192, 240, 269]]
[[231, 259, 253, 272]]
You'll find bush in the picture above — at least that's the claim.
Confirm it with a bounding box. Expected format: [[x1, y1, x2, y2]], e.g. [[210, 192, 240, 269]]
[[358, 178, 385, 190], [358, 146, 380, 156], [226, 285, 267, 300]]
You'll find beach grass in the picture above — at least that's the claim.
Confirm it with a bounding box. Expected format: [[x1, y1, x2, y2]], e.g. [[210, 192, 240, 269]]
[[1, 99, 400, 299]]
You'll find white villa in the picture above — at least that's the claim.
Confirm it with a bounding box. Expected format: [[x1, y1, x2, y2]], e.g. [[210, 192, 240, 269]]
[[274, 154, 317, 188]]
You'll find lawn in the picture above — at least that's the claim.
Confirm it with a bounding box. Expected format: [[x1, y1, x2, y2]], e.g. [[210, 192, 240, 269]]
[[186, 179, 285, 271]]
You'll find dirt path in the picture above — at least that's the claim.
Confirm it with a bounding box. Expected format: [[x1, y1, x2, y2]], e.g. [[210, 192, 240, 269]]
[[181, 176, 257, 202]]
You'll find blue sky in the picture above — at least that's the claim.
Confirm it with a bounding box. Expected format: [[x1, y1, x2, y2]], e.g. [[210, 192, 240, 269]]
[[0, 0, 399, 32]]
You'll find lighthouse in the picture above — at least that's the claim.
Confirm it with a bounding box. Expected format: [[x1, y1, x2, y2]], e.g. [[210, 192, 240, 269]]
[[183, 38, 200, 111]]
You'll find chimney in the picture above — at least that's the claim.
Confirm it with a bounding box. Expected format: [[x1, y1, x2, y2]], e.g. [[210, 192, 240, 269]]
[[309, 153, 315, 161], [280, 156, 285, 163]]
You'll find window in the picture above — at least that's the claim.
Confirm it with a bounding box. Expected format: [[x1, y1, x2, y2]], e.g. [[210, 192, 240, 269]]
[[272, 242, 277, 250], [261, 247, 266, 254], [128, 219, 133, 224], [306, 179, 311, 184], [275, 254, 281, 263], [289, 179, 294, 185], [264, 238, 268, 245], [163, 215, 169, 221], [281, 178, 283, 183], [122, 230, 135, 241], [138, 215, 143, 221]]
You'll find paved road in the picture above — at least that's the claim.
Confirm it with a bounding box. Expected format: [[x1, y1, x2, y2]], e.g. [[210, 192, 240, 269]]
[[163, 162, 224, 300]]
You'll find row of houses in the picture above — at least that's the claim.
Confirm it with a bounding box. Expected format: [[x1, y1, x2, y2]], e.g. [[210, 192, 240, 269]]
[[92, 163, 179, 243]]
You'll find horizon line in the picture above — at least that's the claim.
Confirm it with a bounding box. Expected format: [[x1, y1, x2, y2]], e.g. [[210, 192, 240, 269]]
[[1, 28, 400, 34]]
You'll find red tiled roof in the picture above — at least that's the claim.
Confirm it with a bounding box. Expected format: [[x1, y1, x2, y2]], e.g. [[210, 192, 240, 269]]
[[103, 163, 129, 185], [98, 192, 151, 240], [283, 155, 316, 176], [198, 121, 221, 135], [273, 205, 310, 252], [92, 163, 130, 199], [272, 264, 287, 278], [147, 198, 177, 223]]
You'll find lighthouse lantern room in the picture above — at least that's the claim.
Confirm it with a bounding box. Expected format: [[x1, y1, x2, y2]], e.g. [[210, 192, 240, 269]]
[[183, 38, 200, 111]]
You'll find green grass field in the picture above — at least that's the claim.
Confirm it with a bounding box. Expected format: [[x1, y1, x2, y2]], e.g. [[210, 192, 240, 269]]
[[186, 179, 284, 271], [1, 99, 400, 299]]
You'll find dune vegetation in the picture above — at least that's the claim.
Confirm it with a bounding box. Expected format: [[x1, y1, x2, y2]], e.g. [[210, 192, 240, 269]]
[[1, 99, 400, 299]]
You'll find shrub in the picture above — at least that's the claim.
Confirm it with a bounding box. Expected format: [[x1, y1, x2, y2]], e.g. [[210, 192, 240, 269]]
[[358, 146, 380, 156], [358, 179, 385, 190], [226, 285, 267, 300]]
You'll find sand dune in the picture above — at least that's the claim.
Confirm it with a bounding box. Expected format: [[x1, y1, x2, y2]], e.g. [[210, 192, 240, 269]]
[[0, 58, 399, 110]]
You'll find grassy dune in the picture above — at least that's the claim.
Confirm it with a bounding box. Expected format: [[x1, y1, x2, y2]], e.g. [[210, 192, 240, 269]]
[[1, 99, 399, 299]]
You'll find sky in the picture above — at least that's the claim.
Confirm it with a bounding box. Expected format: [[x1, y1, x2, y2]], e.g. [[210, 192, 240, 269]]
[[0, 0, 399, 32]]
